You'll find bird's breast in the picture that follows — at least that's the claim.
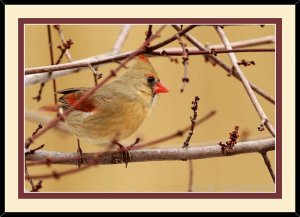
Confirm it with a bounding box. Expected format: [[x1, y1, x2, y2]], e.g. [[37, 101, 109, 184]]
[[65, 98, 149, 145]]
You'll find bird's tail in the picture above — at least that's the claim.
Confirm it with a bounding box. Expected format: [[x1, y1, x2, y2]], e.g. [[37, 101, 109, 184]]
[[39, 104, 60, 112]]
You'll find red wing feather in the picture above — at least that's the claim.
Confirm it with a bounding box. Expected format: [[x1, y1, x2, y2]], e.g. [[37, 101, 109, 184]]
[[61, 93, 96, 112]]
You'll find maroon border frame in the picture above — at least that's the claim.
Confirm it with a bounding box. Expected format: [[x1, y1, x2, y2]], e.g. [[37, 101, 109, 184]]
[[19, 18, 282, 199]]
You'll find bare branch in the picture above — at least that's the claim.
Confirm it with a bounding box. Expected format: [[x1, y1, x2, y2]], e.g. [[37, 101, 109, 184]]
[[25, 164, 43, 192], [54, 25, 73, 62], [208, 35, 275, 49], [111, 25, 131, 54], [26, 138, 275, 167], [183, 96, 200, 147], [25, 110, 69, 133], [153, 48, 274, 56], [172, 25, 275, 105], [261, 152, 275, 183], [188, 160, 194, 192], [88, 63, 102, 86], [49, 25, 58, 104], [175, 31, 190, 92], [144, 25, 153, 43], [215, 26, 275, 137]]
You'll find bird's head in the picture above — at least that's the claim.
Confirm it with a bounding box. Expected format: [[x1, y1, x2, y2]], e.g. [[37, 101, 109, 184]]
[[120, 55, 169, 98]]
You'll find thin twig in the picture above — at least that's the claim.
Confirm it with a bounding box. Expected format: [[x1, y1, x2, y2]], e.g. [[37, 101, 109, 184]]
[[27, 25, 167, 145], [153, 48, 274, 56], [145, 25, 153, 44], [32, 37, 73, 102], [31, 82, 46, 102], [48, 25, 58, 104], [89, 25, 130, 85], [25, 164, 35, 190], [25, 138, 275, 179], [183, 96, 200, 148], [219, 126, 239, 155], [55, 39, 73, 64], [25, 144, 45, 156], [25, 164, 43, 192], [215, 26, 275, 137], [261, 152, 275, 183], [172, 25, 275, 105], [54, 25, 73, 62], [188, 160, 194, 192], [32, 25, 56, 103], [111, 25, 131, 54], [208, 35, 275, 49], [88, 63, 102, 86], [148, 25, 197, 51], [136, 110, 216, 150], [175, 32, 190, 92], [25, 123, 43, 149]]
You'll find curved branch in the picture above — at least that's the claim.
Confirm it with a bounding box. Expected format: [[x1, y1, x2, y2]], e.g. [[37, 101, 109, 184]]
[[26, 138, 275, 166]]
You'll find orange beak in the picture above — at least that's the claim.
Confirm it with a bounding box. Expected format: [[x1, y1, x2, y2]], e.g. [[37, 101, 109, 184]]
[[154, 81, 169, 94]]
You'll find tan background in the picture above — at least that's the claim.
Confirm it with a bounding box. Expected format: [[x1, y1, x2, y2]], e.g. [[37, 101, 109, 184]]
[[25, 24, 275, 192], [5, 5, 295, 212]]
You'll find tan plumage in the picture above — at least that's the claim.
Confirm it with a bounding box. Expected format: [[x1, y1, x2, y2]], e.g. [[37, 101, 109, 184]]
[[42, 55, 168, 145]]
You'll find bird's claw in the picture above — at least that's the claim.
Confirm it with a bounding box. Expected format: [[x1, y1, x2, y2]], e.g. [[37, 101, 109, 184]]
[[77, 139, 84, 168], [114, 138, 140, 168]]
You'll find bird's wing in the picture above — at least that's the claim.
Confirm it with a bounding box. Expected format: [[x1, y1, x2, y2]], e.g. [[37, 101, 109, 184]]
[[58, 87, 113, 113]]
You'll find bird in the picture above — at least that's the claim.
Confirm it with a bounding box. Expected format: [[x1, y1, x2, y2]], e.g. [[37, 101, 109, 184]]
[[41, 55, 169, 165]]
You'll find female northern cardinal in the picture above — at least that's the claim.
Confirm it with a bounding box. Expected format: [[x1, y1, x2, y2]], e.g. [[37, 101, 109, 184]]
[[41, 55, 169, 146]]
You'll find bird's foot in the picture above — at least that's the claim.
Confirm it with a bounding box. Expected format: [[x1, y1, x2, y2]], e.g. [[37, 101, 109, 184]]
[[114, 138, 140, 168], [77, 139, 84, 168]]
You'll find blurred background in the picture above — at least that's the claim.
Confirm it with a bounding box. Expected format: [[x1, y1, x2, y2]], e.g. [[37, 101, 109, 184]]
[[25, 25, 275, 192]]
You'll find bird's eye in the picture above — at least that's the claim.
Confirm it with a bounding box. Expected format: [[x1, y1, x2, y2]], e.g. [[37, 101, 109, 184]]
[[147, 76, 155, 84]]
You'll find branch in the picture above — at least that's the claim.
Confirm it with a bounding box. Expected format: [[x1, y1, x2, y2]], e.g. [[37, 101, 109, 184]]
[[208, 35, 275, 49], [175, 29, 190, 92], [49, 25, 58, 104], [261, 152, 275, 183], [111, 24, 131, 54], [187, 160, 194, 192], [172, 25, 275, 105], [25, 110, 69, 133], [183, 96, 200, 147], [215, 26, 275, 137], [26, 138, 275, 166], [54, 25, 73, 62], [152, 48, 274, 56]]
